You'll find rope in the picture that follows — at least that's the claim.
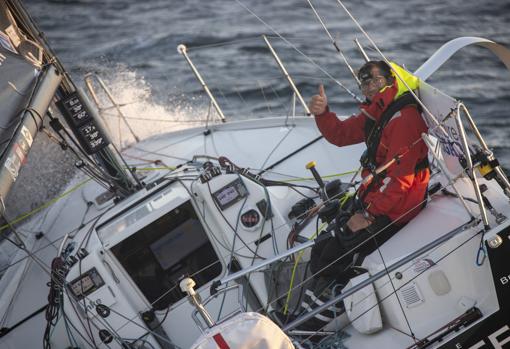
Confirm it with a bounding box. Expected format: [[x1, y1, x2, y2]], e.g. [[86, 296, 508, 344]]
[[283, 222, 325, 314], [279, 170, 359, 183], [0, 178, 91, 234], [233, 0, 363, 103]]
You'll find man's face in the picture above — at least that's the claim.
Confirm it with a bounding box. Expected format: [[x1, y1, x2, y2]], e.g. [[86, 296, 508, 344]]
[[360, 67, 388, 101]]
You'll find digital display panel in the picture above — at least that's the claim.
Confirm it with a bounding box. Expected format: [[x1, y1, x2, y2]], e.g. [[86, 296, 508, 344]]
[[212, 178, 248, 210], [216, 186, 238, 206], [56, 92, 110, 154], [70, 275, 94, 296], [68, 268, 105, 300]]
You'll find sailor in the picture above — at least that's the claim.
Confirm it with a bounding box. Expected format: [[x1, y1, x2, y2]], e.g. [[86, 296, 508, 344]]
[[297, 61, 430, 332]]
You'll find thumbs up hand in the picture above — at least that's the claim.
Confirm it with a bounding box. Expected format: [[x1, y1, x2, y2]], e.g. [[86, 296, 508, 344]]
[[309, 84, 328, 116]]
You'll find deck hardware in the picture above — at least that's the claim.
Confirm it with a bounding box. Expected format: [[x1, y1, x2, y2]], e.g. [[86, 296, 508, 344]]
[[98, 329, 113, 344], [487, 235, 503, 249]]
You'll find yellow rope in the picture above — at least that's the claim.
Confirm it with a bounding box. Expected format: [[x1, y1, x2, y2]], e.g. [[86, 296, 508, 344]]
[[280, 170, 358, 183], [0, 165, 179, 234], [282, 190, 354, 314], [0, 178, 92, 233], [283, 222, 326, 315]]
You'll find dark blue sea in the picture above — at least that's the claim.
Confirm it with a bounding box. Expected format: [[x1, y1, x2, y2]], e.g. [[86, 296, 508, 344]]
[[24, 0, 510, 167]]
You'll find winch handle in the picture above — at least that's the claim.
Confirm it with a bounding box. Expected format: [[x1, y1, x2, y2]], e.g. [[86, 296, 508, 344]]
[[306, 161, 327, 199]]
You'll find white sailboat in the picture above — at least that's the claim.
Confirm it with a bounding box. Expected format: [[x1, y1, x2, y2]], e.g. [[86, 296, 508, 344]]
[[0, 1, 510, 348]]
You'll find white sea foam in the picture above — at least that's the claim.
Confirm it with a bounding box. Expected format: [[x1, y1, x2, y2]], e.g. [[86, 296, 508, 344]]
[[84, 66, 211, 149]]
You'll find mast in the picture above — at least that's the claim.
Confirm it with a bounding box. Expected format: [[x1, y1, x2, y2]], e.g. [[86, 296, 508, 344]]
[[0, 0, 141, 209]]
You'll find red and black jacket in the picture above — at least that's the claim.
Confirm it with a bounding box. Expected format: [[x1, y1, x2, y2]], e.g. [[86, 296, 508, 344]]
[[315, 83, 429, 225]]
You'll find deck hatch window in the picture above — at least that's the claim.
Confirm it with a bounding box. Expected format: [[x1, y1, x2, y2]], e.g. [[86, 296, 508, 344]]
[[111, 201, 222, 310]]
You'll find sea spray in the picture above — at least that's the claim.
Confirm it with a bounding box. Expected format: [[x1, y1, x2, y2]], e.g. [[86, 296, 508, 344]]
[[6, 65, 208, 223]]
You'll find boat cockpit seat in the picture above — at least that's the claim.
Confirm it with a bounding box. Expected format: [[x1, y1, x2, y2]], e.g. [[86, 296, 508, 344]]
[[362, 192, 473, 274]]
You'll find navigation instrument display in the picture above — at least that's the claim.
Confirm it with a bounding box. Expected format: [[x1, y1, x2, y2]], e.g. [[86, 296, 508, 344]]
[[68, 268, 105, 300], [212, 178, 248, 210]]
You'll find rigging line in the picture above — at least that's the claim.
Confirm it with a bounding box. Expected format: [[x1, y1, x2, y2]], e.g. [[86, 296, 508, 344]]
[[135, 129, 205, 154], [46, 114, 115, 182], [233, 84, 249, 111], [187, 35, 266, 50], [0, 211, 53, 275], [305, 0, 360, 85], [233, 0, 364, 103], [284, 90, 296, 121], [0, 204, 115, 277], [0, 246, 35, 327], [94, 304, 181, 349], [270, 84, 283, 101], [185, 34, 324, 51], [61, 311, 95, 349], [206, 180, 266, 258], [374, 236, 417, 341], [0, 235, 66, 278], [259, 168, 357, 180], [70, 294, 130, 349], [105, 144, 142, 190], [257, 80, 273, 114], [259, 125, 295, 170], [214, 87, 235, 116], [100, 111, 209, 123], [273, 169, 358, 182], [283, 222, 325, 314], [76, 241, 101, 348], [63, 288, 100, 348], [62, 311, 79, 348], [186, 34, 324, 51], [258, 135, 324, 175], [181, 178, 257, 259], [334, 0, 448, 138], [301, 226, 481, 346], [218, 180, 250, 321], [292, 74, 339, 80]]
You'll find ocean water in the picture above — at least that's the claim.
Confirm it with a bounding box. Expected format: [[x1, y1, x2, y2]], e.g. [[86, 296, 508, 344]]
[[21, 0, 510, 169]]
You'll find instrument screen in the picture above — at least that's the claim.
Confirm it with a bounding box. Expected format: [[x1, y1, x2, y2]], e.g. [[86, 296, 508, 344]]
[[68, 268, 105, 300], [212, 178, 248, 210]]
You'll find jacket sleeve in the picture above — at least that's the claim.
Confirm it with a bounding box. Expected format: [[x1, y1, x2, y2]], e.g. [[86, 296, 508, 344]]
[[363, 106, 426, 217], [314, 107, 366, 147]]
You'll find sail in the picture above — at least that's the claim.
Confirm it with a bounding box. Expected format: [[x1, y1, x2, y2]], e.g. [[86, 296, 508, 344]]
[[0, 3, 60, 210], [0, 46, 38, 179]]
